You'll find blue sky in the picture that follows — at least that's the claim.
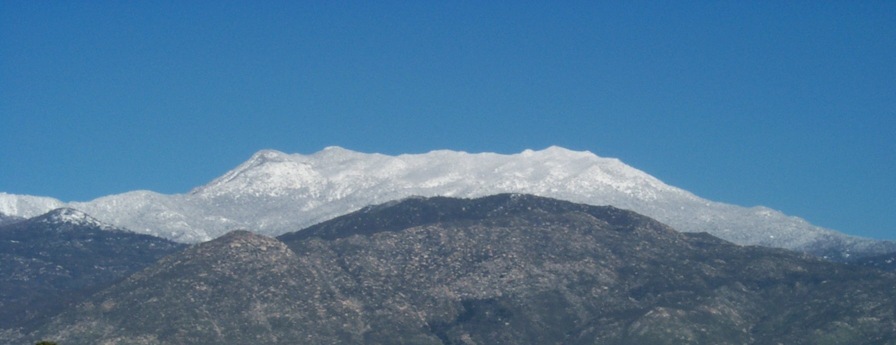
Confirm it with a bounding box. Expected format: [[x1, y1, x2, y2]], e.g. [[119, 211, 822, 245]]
[[1, 1, 894, 240]]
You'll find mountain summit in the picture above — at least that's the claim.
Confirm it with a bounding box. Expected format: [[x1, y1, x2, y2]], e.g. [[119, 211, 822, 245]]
[[34, 208, 115, 230], [1, 147, 892, 258]]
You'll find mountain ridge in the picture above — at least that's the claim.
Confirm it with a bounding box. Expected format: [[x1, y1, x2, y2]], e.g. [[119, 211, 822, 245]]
[[34, 207, 116, 230], [26, 195, 896, 344], [1, 147, 892, 259], [0, 208, 186, 339]]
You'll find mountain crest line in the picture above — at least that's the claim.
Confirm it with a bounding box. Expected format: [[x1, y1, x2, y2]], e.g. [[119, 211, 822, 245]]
[[1, 147, 893, 259]]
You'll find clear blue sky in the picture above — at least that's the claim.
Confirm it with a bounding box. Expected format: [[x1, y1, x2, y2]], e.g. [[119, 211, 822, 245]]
[[1, 1, 894, 240]]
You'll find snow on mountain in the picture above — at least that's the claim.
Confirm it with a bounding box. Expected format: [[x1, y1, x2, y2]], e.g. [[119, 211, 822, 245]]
[[67, 191, 221, 243], [191, 149, 325, 198], [0, 192, 64, 218], [0, 147, 892, 258], [35, 208, 116, 230], [195, 146, 679, 205]]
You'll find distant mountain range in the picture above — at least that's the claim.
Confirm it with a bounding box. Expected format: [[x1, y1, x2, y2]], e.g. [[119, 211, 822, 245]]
[[19, 195, 896, 345], [1, 147, 893, 259]]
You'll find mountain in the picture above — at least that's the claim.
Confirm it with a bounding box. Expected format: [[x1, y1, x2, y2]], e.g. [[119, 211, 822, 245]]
[[0, 208, 185, 341], [850, 252, 896, 271], [28, 195, 896, 344], [0, 213, 23, 227], [30, 230, 372, 344], [2, 147, 893, 258], [0, 193, 63, 219]]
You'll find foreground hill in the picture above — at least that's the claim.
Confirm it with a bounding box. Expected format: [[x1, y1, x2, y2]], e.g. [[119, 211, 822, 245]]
[[0, 208, 185, 341], [2, 147, 893, 259], [29, 195, 896, 344], [850, 252, 896, 271]]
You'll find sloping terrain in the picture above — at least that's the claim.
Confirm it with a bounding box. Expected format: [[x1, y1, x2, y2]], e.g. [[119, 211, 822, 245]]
[[28, 195, 896, 344], [850, 252, 896, 271], [0, 208, 185, 341]]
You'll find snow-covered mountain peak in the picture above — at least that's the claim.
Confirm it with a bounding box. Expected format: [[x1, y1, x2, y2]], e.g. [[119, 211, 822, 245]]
[[192, 149, 322, 198], [250, 149, 291, 163], [189, 146, 684, 209], [4, 146, 893, 259], [317, 146, 357, 155], [309, 146, 372, 163], [523, 145, 595, 159], [37, 208, 114, 229], [205, 149, 293, 184], [0, 192, 64, 218], [515, 147, 626, 170]]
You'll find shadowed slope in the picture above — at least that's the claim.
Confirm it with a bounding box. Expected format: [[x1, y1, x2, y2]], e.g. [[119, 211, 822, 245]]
[[30, 195, 896, 344]]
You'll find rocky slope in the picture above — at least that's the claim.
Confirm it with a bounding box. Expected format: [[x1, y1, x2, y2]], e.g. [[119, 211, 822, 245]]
[[30, 230, 373, 344], [850, 252, 896, 271], [28, 195, 896, 344], [0, 213, 23, 227], [1, 147, 892, 259], [0, 208, 185, 341]]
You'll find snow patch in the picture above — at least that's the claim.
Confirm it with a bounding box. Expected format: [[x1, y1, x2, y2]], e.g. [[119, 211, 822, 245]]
[[39, 208, 114, 230]]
